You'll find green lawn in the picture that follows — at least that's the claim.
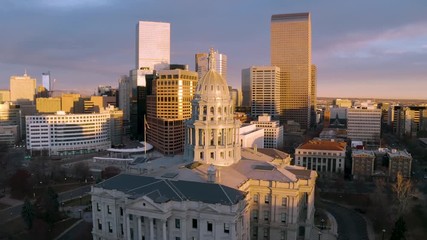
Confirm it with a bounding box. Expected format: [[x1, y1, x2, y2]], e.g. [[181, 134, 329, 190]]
[[63, 194, 91, 207]]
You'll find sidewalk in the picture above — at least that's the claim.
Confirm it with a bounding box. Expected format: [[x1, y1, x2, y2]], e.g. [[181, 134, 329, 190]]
[[311, 208, 338, 240], [0, 194, 23, 207]]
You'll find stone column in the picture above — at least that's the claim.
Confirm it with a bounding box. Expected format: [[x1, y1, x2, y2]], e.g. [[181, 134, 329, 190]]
[[126, 214, 131, 239], [161, 219, 167, 240], [149, 217, 154, 240], [137, 216, 142, 240]]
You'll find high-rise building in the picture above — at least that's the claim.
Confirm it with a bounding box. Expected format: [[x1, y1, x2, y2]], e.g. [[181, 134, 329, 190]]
[[10, 72, 37, 104], [195, 49, 227, 81], [118, 75, 132, 122], [42, 72, 52, 93], [242, 66, 280, 119], [271, 13, 314, 129], [136, 21, 170, 71], [0, 90, 10, 102], [310, 64, 317, 126], [347, 108, 382, 147], [250, 114, 284, 149], [147, 68, 198, 155], [61, 93, 81, 113]]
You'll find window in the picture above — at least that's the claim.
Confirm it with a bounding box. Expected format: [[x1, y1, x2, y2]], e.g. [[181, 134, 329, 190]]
[[281, 213, 287, 223], [97, 219, 102, 230], [207, 221, 213, 232], [282, 197, 287, 207], [281, 230, 286, 240], [108, 221, 113, 233], [263, 228, 269, 237], [175, 219, 181, 229], [120, 207, 123, 216], [224, 223, 230, 233], [175, 238, 181, 240], [107, 205, 111, 214], [264, 195, 270, 204], [264, 210, 269, 221], [129, 214, 133, 220], [253, 227, 258, 237], [253, 194, 259, 203], [192, 219, 198, 229], [253, 210, 258, 220], [97, 203, 101, 211]]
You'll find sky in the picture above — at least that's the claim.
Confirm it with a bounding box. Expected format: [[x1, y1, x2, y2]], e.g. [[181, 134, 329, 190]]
[[0, 0, 426, 99]]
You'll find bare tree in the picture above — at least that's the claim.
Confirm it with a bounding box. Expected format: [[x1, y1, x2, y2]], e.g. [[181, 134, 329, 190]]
[[392, 172, 413, 216]]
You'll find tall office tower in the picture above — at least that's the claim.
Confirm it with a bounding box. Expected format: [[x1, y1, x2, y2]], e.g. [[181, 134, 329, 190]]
[[42, 72, 52, 94], [10, 72, 37, 104], [242, 66, 280, 119], [271, 13, 313, 130], [310, 64, 317, 127], [347, 108, 382, 148], [146, 67, 198, 155], [195, 49, 227, 81], [136, 21, 170, 71], [228, 87, 241, 108], [118, 75, 131, 121], [0, 90, 10, 102]]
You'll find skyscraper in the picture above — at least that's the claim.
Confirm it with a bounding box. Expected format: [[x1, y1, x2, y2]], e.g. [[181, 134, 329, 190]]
[[242, 66, 280, 119], [42, 71, 51, 92], [195, 49, 227, 81], [10, 72, 36, 104], [271, 13, 314, 130], [136, 21, 170, 71]]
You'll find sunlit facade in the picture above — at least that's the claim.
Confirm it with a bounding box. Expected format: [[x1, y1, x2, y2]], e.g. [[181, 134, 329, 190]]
[[10, 73, 36, 103], [26, 112, 111, 155], [147, 69, 198, 155], [271, 13, 313, 129], [136, 21, 170, 71]]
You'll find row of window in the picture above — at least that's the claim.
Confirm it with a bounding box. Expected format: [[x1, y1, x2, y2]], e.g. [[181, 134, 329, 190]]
[[253, 194, 287, 206]]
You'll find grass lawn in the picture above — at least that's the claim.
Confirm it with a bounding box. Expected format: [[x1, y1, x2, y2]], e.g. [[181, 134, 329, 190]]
[[320, 192, 371, 209], [63, 194, 91, 207], [0, 202, 10, 210], [0, 216, 79, 240]]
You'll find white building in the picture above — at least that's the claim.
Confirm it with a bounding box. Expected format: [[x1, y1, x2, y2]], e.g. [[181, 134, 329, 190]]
[[250, 114, 283, 149], [136, 21, 170, 71], [347, 108, 382, 146], [26, 112, 111, 156], [195, 49, 227, 81], [242, 66, 280, 118], [295, 139, 347, 174], [239, 124, 264, 148], [92, 50, 317, 240]]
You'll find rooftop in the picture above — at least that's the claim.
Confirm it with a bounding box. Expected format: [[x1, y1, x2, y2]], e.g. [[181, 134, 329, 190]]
[[297, 139, 347, 151]]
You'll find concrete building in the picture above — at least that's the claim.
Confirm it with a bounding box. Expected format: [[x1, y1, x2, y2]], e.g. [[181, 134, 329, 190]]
[[195, 49, 227, 81], [0, 125, 19, 146], [102, 106, 124, 147], [242, 66, 280, 119], [388, 149, 412, 180], [334, 99, 352, 108], [36, 97, 61, 113], [347, 108, 382, 147], [147, 68, 198, 155], [136, 21, 170, 71], [250, 114, 283, 149], [10, 72, 37, 104], [0, 90, 10, 102], [295, 139, 347, 174], [271, 13, 314, 129], [351, 150, 375, 180], [239, 124, 264, 148], [26, 112, 111, 156], [118, 75, 132, 122], [0, 103, 22, 140], [229, 87, 242, 108], [42, 71, 52, 94], [61, 93, 81, 113]]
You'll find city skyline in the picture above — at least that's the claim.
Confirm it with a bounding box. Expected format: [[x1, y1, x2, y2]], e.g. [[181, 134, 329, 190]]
[[0, 0, 426, 99]]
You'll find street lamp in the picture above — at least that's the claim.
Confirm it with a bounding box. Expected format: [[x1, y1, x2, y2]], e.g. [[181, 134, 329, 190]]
[[318, 231, 322, 240], [382, 229, 386, 240], [321, 218, 325, 230]]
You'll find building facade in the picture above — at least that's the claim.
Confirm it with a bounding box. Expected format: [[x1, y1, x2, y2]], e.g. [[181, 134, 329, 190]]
[[295, 139, 347, 174], [388, 150, 412, 180], [10, 73, 36, 103], [136, 21, 170, 71], [147, 69, 198, 155], [242, 66, 280, 119], [26, 112, 111, 156], [351, 150, 375, 180], [36, 97, 61, 113], [347, 108, 382, 147], [239, 124, 264, 148], [250, 114, 284, 149], [271, 13, 314, 129]]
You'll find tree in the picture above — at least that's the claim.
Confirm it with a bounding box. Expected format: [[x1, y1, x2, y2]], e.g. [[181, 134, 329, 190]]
[[390, 216, 407, 240], [392, 172, 413, 216], [9, 169, 32, 198], [21, 198, 35, 229], [73, 162, 91, 181], [36, 187, 60, 229], [29, 218, 49, 240]]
